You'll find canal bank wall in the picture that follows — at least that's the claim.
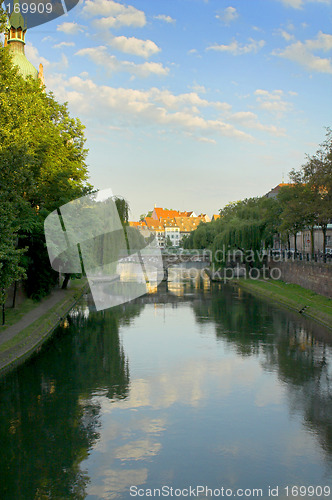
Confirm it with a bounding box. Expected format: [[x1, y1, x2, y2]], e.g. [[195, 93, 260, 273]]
[[232, 279, 332, 331], [0, 280, 89, 377], [270, 260, 332, 299]]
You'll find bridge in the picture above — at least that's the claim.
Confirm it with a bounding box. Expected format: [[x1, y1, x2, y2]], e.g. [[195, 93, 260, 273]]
[[161, 250, 211, 267], [87, 250, 211, 283]]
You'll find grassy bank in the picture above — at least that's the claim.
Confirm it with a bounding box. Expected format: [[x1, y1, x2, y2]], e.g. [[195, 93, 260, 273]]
[[0, 279, 89, 376], [234, 279, 332, 330]]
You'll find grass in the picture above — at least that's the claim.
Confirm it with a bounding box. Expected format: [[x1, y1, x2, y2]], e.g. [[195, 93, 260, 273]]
[[234, 279, 332, 329], [0, 279, 88, 358], [0, 297, 43, 331], [0, 279, 85, 332]]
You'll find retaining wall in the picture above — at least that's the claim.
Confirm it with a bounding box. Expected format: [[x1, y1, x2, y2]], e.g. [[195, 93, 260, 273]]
[[271, 260, 332, 299]]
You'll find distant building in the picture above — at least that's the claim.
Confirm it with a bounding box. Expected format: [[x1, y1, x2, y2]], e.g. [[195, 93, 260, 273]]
[[178, 211, 197, 218], [162, 218, 180, 247], [265, 184, 332, 253], [265, 183, 292, 199], [129, 206, 210, 248], [197, 214, 211, 223], [211, 214, 220, 221], [152, 207, 181, 220]]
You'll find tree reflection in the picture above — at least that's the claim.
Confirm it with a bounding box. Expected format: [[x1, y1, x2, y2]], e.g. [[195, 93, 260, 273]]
[[192, 283, 332, 466], [0, 300, 144, 500]]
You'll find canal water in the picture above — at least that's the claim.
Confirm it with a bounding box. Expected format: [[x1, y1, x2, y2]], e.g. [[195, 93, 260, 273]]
[[0, 271, 332, 499]]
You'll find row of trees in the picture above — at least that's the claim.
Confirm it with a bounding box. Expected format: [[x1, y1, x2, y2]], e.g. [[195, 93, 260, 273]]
[[0, 21, 92, 321], [184, 128, 332, 263]]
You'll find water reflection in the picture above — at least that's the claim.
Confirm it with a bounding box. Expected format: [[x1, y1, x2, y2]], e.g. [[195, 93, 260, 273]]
[[191, 283, 332, 470], [0, 302, 142, 499], [0, 272, 331, 499]]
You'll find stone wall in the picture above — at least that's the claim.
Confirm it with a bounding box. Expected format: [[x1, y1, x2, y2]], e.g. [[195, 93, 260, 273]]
[[271, 260, 332, 298]]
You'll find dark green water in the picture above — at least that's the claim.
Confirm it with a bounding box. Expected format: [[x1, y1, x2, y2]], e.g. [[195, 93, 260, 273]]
[[0, 274, 332, 500]]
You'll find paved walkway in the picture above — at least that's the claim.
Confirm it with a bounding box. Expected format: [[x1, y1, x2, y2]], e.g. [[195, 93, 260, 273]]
[[0, 289, 67, 347], [0, 282, 88, 375]]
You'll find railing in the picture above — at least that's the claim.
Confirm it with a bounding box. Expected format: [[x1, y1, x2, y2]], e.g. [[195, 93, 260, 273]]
[[269, 250, 332, 264]]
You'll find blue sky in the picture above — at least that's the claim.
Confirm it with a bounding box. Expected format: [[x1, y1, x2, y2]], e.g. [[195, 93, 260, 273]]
[[8, 0, 332, 218]]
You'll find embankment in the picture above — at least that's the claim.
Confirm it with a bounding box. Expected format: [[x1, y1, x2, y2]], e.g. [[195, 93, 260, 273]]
[[233, 279, 332, 330], [0, 280, 89, 377], [270, 260, 332, 299]]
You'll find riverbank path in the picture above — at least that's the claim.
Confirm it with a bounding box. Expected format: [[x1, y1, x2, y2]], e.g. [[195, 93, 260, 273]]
[[0, 289, 68, 348]]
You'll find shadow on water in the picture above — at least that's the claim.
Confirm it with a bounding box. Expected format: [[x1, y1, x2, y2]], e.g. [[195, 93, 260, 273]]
[[0, 276, 331, 498], [0, 301, 143, 499]]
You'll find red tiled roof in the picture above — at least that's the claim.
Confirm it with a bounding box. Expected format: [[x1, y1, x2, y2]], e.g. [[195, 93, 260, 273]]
[[153, 207, 180, 220]]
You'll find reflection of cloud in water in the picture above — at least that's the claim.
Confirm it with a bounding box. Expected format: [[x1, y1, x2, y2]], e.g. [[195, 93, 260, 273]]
[[114, 439, 162, 461], [99, 357, 264, 412], [85, 416, 166, 497], [88, 468, 148, 499]]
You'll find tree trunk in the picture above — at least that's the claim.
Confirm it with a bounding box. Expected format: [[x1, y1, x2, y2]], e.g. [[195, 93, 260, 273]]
[[293, 232, 297, 253], [322, 225, 327, 262], [310, 227, 315, 259], [12, 281, 17, 308], [61, 273, 71, 289]]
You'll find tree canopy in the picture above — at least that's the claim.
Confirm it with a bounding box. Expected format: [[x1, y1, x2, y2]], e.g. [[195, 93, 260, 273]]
[[0, 40, 92, 313], [184, 128, 332, 265]]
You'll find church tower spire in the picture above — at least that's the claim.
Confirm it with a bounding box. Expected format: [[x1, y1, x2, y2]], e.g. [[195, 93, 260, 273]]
[[5, 0, 44, 83]]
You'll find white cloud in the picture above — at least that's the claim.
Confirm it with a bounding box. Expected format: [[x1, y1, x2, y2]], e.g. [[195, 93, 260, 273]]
[[53, 41, 76, 49], [57, 22, 85, 35], [75, 46, 169, 77], [82, 0, 146, 28], [273, 31, 332, 73], [277, 0, 331, 8], [276, 29, 295, 41], [216, 6, 239, 25], [154, 14, 175, 24], [108, 36, 161, 58], [197, 137, 217, 144], [207, 38, 265, 55], [254, 89, 293, 118], [26, 44, 69, 71], [229, 111, 286, 135], [190, 83, 207, 94], [42, 36, 56, 42], [47, 74, 285, 143]]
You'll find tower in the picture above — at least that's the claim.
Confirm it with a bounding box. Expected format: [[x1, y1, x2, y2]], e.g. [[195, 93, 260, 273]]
[[4, 0, 44, 83]]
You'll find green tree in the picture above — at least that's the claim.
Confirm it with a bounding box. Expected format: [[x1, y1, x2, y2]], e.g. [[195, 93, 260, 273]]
[[277, 184, 307, 253], [0, 6, 7, 33], [166, 235, 172, 247], [0, 199, 26, 324], [298, 128, 332, 255], [139, 210, 152, 221], [0, 42, 92, 305]]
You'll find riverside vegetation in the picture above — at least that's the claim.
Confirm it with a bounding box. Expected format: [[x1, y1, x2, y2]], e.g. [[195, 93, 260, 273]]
[[184, 128, 332, 264]]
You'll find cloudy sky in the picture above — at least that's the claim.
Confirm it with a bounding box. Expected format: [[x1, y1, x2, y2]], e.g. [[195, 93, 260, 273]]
[[20, 0, 332, 218]]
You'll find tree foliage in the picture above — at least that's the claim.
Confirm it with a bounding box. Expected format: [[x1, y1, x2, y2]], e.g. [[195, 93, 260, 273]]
[[0, 43, 92, 311], [185, 128, 332, 265]]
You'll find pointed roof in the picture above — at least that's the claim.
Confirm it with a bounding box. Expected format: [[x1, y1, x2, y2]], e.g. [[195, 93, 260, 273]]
[[9, 0, 27, 30], [6, 0, 39, 81]]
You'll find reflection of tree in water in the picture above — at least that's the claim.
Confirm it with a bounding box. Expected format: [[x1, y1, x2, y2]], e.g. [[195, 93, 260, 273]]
[[193, 284, 274, 356], [0, 300, 144, 500], [192, 283, 332, 466]]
